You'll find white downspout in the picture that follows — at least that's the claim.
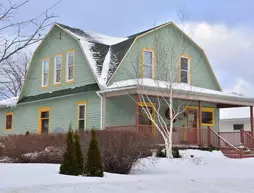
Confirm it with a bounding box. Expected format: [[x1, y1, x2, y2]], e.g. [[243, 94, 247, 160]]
[[96, 91, 103, 130]]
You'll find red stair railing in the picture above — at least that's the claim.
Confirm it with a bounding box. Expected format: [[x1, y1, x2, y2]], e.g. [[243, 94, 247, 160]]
[[240, 130, 254, 148]]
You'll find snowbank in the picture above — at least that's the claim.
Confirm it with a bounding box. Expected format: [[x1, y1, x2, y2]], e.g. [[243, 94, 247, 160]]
[[1, 150, 254, 192]]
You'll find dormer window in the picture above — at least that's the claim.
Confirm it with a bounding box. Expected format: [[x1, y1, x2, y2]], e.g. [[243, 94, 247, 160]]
[[179, 54, 191, 84], [41, 58, 49, 87], [142, 48, 155, 79]]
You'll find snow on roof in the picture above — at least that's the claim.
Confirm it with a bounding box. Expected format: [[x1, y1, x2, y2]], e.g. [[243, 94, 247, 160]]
[[0, 97, 18, 108], [98, 48, 112, 88], [59, 24, 128, 88], [85, 31, 127, 46], [107, 79, 253, 100]]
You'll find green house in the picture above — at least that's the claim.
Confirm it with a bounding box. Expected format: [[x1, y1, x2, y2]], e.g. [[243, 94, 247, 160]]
[[1, 22, 254, 146]]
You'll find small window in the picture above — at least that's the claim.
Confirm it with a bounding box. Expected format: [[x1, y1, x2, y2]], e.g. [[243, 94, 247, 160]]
[[66, 50, 75, 82], [143, 49, 155, 78], [39, 108, 50, 135], [41, 58, 49, 87], [54, 55, 62, 84], [5, 113, 13, 130], [179, 56, 190, 84], [139, 106, 153, 125], [77, 101, 87, 131], [233, 124, 244, 130], [202, 108, 214, 126]]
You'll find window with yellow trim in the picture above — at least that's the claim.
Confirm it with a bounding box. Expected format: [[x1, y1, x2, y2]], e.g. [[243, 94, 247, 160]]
[[54, 55, 62, 84], [5, 112, 13, 130], [179, 56, 190, 84], [39, 108, 50, 135], [41, 58, 49, 87], [138, 102, 155, 126], [143, 49, 155, 78], [66, 50, 75, 82], [202, 108, 214, 126], [77, 102, 87, 131]]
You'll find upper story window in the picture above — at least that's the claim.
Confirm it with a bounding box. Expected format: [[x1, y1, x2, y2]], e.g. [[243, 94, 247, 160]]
[[66, 50, 75, 82], [179, 55, 191, 84], [54, 54, 62, 85], [41, 58, 49, 87], [142, 49, 155, 79]]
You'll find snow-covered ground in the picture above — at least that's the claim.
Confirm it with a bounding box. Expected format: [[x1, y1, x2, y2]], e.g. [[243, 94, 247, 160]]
[[1, 150, 254, 193]]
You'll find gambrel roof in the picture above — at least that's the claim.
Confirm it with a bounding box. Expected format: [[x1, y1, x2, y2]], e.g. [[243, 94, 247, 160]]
[[56, 22, 222, 90], [56, 22, 190, 88]]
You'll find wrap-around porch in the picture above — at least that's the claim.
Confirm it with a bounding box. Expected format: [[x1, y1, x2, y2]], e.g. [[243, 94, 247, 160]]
[[101, 84, 254, 150]]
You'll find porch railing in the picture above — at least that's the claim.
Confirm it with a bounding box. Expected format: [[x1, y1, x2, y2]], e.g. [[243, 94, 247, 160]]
[[241, 130, 254, 148]]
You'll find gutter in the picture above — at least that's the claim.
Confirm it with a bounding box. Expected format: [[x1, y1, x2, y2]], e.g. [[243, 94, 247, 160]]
[[96, 91, 103, 130]]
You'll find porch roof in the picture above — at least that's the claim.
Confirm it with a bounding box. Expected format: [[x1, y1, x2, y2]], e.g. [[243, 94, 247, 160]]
[[101, 79, 254, 107]]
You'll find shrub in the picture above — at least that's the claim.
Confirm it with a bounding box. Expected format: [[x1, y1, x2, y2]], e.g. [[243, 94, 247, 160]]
[[0, 134, 65, 163], [59, 126, 77, 175], [84, 129, 103, 177], [0, 129, 156, 175], [172, 148, 181, 158], [156, 148, 166, 157], [74, 130, 84, 175], [99, 131, 155, 174]]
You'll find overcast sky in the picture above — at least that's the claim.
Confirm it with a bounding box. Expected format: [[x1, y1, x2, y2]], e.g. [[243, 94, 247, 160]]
[[14, 0, 254, 118]]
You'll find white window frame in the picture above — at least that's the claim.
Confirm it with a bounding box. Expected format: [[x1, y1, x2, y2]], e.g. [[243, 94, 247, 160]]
[[77, 101, 87, 130], [179, 55, 190, 84], [143, 49, 155, 79], [54, 54, 62, 85], [41, 58, 49, 87], [66, 50, 75, 82]]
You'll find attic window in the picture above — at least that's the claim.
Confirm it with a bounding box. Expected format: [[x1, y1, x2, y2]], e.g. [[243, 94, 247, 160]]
[[179, 54, 191, 84], [142, 49, 155, 79], [66, 50, 75, 82], [54, 55, 62, 85], [41, 58, 49, 87]]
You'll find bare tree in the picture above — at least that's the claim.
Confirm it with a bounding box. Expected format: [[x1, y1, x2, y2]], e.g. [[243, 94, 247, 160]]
[[0, 52, 30, 98], [0, 0, 62, 65], [123, 11, 203, 158]]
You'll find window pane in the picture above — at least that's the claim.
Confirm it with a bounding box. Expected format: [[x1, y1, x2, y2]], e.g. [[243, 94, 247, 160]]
[[139, 115, 152, 125], [56, 70, 61, 83], [181, 70, 188, 83], [44, 73, 48, 85], [41, 111, 49, 118], [181, 58, 188, 70], [43, 60, 48, 73], [6, 115, 12, 129], [144, 65, 152, 78], [56, 56, 61, 69], [139, 106, 153, 114], [78, 120, 85, 131], [144, 51, 152, 66], [233, 124, 244, 130], [68, 66, 73, 80], [41, 119, 49, 134], [68, 52, 74, 66], [202, 112, 213, 124], [79, 105, 85, 119]]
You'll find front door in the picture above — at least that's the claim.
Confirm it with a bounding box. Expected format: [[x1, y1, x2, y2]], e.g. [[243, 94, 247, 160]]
[[185, 108, 198, 144]]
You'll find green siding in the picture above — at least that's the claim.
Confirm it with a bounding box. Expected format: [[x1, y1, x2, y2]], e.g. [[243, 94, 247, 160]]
[[109, 24, 220, 91], [105, 96, 219, 131], [21, 26, 97, 98], [106, 96, 135, 127], [0, 92, 100, 136]]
